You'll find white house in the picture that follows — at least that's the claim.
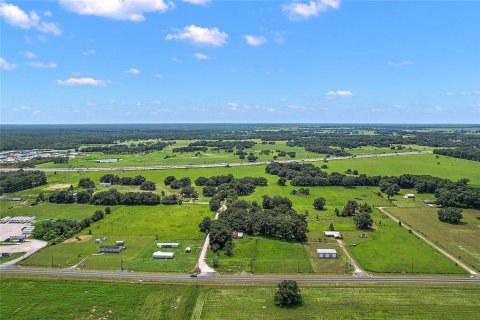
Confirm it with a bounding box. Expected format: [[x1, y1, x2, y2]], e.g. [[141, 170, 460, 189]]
[[323, 231, 342, 239], [99, 182, 112, 188], [317, 248, 338, 259], [157, 242, 180, 248], [404, 194, 416, 199], [152, 251, 174, 259]]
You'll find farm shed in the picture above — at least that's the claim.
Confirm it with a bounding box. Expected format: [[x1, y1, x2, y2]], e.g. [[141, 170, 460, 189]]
[[317, 249, 338, 259], [99, 182, 112, 187], [152, 251, 174, 259], [99, 245, 124, 253], [323, 231, 342, 239], [404, 194, 416, 199], [157, 243, 180, 248]]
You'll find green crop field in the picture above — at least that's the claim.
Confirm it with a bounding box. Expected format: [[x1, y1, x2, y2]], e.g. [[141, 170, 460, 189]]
[[387, 207, 480, 272], [2, 277, 479, 320], [22, 204, 212, 272], [344, 209, 464, 274]]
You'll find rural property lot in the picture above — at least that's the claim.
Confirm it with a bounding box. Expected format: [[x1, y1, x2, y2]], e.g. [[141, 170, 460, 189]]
[[2, 277, 479, 320], [387, 207, 480, 272]]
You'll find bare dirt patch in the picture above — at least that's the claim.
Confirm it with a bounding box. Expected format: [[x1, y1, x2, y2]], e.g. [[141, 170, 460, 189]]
[[63, 235, 92, 244], [45, 184, 71, 191]]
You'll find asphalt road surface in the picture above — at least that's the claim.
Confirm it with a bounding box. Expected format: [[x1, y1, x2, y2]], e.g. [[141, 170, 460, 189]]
[[1, 267, 479, 284], [0, 151, 431, 172]]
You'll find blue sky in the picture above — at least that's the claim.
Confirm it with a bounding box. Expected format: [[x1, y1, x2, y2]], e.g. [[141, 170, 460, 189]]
[[1, 0, 479, 124]]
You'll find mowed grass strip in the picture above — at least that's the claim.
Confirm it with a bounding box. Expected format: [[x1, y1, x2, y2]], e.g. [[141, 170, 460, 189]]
[[345, 209, 465, 274], [196, 285, 480, 320], [387, 207, 480, 272]]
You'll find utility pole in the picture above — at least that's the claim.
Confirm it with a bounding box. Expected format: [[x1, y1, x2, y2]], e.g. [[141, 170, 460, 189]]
[[51, 255, 54, 268]]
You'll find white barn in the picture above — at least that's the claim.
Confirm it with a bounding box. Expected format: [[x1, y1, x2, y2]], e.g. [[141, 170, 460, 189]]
[[317, 249, 338, 259], [152, 251, 174, 259]]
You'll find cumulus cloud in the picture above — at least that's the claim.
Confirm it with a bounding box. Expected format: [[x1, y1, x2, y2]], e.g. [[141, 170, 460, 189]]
[[28, 61, 57, 68], [244, 35, 267, 46], [22, 51, 37, 59], [446, 90, 480, 96], [59, 0, 173, 22], [56, 77, 111, 86], [193, 53, 209, 60], [0, 1, 62, 35], [166, 24, 228, 47], [387, 60, 414, 66], [0, 57, 16, 70], [325, 90, 353, 97], [283, 0, 340, 21], [183, 0, 211, 5], [82, 49, 95, 56], [126, 68, 140, 74], [227, 102, 238, 110]]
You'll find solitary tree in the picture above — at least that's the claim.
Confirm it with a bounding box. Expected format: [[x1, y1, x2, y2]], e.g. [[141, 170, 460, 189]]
[[313, 197, 326, 210], [438, 207, 463, 224], [274, 280, 303, 307], [277, 177, 287, 186], [353, 211, 373, 230], [329, 223, 335, 231]]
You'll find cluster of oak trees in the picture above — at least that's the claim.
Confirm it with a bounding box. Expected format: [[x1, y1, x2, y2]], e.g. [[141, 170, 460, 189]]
[[0, 170, 47, 194], [434, 147, 480, 162]]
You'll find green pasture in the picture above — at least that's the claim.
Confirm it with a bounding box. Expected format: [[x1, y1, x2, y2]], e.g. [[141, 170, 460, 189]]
[[387, 207, 480, 272], [345, 209, 465, 274]]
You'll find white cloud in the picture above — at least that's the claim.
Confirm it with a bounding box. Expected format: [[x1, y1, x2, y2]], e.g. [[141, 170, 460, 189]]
[[59, 0, 173, 22], [283, 0, 340, 21], [43, 10, 52, 17], [446, 90, 480, 96], [244, 35, 267, 47], [183, 0, 211, 5], [56, 77, 111, 86], [0, 57, 16, 70], [272, 31, 286, 44], [166, 24, 228, 47], [387, 60, 414, 66], [325, 90, 353, 97], [193, 53, 209, 60], [154, 73, 163, 78], [266, 108, 276, 112], [0, 1, 62, 35], [28, 61, 57, 68], [150, 100, 162, 105], [227, 102, 238, 110], [22, 51, 37, 59], [126, 68, 140, 74], [425, 105, 443, 113], [82, 49, 95, 56]]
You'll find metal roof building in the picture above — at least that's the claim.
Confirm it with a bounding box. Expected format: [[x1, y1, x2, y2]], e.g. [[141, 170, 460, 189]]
[[316, 248, 338, 259], [152, 251, 174, 259]]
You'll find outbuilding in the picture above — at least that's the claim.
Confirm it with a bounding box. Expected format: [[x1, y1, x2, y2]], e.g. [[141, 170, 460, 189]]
[[99, 245, 124, 253], [185, 247, 192, 253], [157, 242, 180, 248], [232, 231, 244, 239], [404, 194, 416, 199], [99, 182, 112, 188], [317, 249, 338, 259], [152, 251, 174, 259], [323, 231, 342, 239]]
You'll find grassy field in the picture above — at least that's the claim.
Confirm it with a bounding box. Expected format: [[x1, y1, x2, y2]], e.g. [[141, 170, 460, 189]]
[[2, 277, 480, 320], [344, 209, 465, 274], [320, 153, 480, 185], [0, 201, 114, 221], [387, 207, 480, 272], [22, 204, 212, 272]]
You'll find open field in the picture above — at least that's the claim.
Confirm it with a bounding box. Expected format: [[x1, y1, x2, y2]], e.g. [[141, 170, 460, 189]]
[[344, 209, 465, 274], [2, 277, 480, 320], [387, 207, 480, 272], [320, 153, 480, 185], [22, 204, 212, 272]]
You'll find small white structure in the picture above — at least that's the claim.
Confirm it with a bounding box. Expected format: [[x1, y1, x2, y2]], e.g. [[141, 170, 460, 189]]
[[95, 238, 101, 243], [97, 159, 120, 163], [317, 249, 338, 259], [185, 247, 192, 253], [157, 242, 180, 248], [232, 231, 244, 239], [116, 240, 125, 246], [99, 182, 112, 188], [152, 251, 174, 259], [21, 226, 35, 235], [323, 231, 342, 239], [404, 194, 416, 199]]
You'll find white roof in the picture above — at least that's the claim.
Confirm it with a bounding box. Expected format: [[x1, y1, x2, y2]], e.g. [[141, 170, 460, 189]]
[[323, 231, 341, 237], [157, 242, 180, 246], [317, 249, 337, 254], [153, 251, 174, 258]]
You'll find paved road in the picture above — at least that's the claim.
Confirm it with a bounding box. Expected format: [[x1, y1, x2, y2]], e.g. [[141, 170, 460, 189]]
[[0, 151, 431, 172], [1, 267, 479, 284], [378, 207, 479, 276]]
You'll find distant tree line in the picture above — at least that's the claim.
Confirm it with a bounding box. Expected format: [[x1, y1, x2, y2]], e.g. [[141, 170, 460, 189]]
[[81, 141, 174, 154], [189, 140, 256, 152], [171, 146, 208, 153], [433, 147, 480, 162], [100, 174, 146, 185], [0, 170, 47, 194], [32, 208, 109, 244]]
